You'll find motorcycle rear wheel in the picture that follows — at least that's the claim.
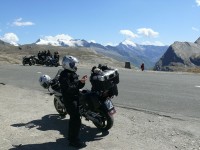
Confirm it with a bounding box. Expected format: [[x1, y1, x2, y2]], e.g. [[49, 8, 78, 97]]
[[92, 110, 114, 131], [54, 98, 67, 116]]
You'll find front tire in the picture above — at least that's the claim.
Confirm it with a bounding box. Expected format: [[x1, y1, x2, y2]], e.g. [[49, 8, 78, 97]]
[[22, 60, 25, 66], [54, 98, 67, 116], [32, 60, 36, 65], [29, 61, 32, 66], [93, 110, 114, 131], [54, 63, 59, 67]]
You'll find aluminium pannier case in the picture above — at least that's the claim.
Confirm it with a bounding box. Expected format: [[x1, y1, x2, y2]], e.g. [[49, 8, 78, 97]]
[[90, 69, 119, 91]]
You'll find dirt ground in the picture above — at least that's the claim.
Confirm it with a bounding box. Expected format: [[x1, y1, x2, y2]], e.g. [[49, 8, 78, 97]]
[[0, 84, 200, 150]]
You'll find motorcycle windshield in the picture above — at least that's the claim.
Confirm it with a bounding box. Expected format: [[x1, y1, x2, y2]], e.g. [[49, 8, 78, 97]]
[[54, 69, 64, 79]]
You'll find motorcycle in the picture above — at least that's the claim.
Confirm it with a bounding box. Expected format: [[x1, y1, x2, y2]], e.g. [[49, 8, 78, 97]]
[[44, 56, 60, 67], [32, 57, 45, 65], [40, 68, 119, 131], [22, 55, 36, 66]]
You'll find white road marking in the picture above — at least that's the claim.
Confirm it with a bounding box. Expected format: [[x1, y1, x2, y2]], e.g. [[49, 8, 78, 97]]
[[37, 72, 41, 74], [195, 86, 200, 88]]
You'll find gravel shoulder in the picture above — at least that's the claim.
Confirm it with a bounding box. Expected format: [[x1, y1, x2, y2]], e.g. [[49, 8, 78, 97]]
[[0, 84, 200, 150]]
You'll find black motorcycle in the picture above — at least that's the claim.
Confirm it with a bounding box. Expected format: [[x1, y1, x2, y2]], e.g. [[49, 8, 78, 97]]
[[40, 68, 119, 131], [32, 57, 45, 65], [22, 56, 36, 66], [44, 56, 59, 67]]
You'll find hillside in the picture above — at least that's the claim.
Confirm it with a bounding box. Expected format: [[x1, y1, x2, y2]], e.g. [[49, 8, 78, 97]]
[[35, 38, 168, 69], [0, 41, 125, 68], [0, 38, 168, 70], [153, 37, 200, 72], [35, 39, 168, 69]]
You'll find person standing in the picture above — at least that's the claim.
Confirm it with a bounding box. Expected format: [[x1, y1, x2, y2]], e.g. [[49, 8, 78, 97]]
[[54, 51, 60, 63], [37, 51, 41, 60], [58, 55, 87, 148], [141, 62, 144, 71]]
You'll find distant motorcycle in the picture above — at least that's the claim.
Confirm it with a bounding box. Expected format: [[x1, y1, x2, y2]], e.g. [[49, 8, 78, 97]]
[[39, 68, 119, 131], [44, 56, 60, 67], [22, 56, 36, 66], [32, 57, 45, 65]]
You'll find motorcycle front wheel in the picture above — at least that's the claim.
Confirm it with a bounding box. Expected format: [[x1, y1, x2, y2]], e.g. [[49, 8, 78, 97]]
[[31, 60, 36, 65], [54, 63, 59, 67], [92, 110, 114, 131], [22, 60, 26, 66], [54, 98, 67, 116]]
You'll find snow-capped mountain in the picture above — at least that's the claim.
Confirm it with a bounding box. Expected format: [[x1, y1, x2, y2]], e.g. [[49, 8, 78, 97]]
[[0, 39, 19, 46], [10, 41, 19, 46], [104, 41, 168, 68], [36, 38, 89, 47], [35, 38, 168, 69]]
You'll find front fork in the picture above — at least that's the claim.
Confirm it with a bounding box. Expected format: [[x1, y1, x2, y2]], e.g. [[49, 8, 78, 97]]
[[54, 95, 65, 108]]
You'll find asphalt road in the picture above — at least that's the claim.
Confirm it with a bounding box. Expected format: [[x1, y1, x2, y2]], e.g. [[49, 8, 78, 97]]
[[0, 64, 200, 119]]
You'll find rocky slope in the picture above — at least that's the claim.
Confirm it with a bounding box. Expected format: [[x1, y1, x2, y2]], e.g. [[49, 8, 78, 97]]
[[154, 37, 200, 72]]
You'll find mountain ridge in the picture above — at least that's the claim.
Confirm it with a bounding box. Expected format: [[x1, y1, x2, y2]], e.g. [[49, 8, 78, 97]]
[[0, 38, 169, 69], [154, 37, 200, 71], [34, 38, 168, 69]]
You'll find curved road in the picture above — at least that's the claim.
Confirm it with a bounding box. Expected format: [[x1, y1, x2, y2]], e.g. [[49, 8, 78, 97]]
[[0, 64, 200, 119]]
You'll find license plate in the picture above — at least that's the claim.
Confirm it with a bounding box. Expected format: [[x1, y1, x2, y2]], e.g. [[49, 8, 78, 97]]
[[104, 99, 114, 110]]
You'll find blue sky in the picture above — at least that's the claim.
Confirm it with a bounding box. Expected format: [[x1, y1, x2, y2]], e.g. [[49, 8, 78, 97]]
[[0, 0, 200, 46]]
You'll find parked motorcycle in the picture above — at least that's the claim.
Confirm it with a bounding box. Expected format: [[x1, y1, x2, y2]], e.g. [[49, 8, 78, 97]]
[[44, 56, 60, 67], [22, 55, 36, 66], [31, 56, 44, 65], [39, 68, 119, 131]]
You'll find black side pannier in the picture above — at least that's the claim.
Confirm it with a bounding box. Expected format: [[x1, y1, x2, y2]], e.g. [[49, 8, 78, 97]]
[[80, 91, 101, 111], [90, 69, 119, 91]]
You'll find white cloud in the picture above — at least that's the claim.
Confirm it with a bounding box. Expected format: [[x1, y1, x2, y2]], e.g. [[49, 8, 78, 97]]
[[120, 30, 138, 38], [12, 18, 35, 26], [0, 33, 19, 45], [137, 28, 159, 38], [141, 41, 164, 46], [196, 0, 200, 6], [192, 27, 199, 32]]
